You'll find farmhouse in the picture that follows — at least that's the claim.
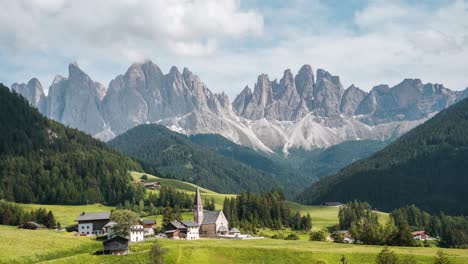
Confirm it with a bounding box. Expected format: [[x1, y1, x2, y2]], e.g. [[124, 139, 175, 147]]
[[140, 219, 156, 236], [194, 187, 230, 238], [75, 212, 111, 236], [412, 231, 432, 240], [164, 220, 200, 240], [142, 182, 161, 190], [103, 235, 129, 255]]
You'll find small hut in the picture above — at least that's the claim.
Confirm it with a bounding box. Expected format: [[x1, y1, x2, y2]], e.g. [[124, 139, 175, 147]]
[[103, 236, 129, 255], [18, 221, 42, 230]]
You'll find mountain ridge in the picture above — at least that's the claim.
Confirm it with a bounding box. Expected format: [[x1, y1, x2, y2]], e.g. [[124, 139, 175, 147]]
[[11, 61, 468, 154]]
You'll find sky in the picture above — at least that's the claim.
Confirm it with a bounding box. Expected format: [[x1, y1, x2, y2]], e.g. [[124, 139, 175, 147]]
[[1, 0, 468, 99]]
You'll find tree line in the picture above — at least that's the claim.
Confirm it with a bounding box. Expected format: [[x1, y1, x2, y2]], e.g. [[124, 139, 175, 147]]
[[0, 200, 57, 228], [223, 189, 312, 233]]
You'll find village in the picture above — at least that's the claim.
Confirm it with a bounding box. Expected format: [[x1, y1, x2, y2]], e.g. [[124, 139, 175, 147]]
[[70, 187, 261, 255]]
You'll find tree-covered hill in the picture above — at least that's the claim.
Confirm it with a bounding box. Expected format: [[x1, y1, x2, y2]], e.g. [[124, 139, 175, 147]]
[[0, 84, 144, 205], [108, 124, 277, 194], [190, 133, 387, 197], [297, 97, 468, 215]]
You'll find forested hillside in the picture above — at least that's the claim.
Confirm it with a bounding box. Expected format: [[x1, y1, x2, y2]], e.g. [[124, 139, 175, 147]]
[[190, 134, 388, 196], [108, 124, 277, 194], [297, 97, 468, 215], [0, 84, 144, 205]]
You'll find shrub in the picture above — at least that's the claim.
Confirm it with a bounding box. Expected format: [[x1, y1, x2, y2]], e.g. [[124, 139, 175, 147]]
[[141, 175, 148, 180], [271, 234, 285, 240], [376, 247, 398, 264], [434, 250, 452, 264], [149, 241, 167, 264], [285, 233, 299, 240], [310, 230, 327, 241]]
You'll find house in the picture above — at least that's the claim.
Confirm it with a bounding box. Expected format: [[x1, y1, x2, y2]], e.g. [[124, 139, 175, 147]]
[[229, 228, 241, 236], [103, 236, 129, 255], [105, 221, 145, 242], [194, 187, 230, 237], [323, 202, 343, 207], [142, 182, 161, 190], [332, 230, 355, 243], [75, 212, 111, 236], [412, 231, 431, 240], [181, 221, 200, 240], [164, 220, 200, 240], [130, 225, 145, 242], [18, 221, 42, 230], [165, 221, 187, 239], [140, 219, 156, 236]]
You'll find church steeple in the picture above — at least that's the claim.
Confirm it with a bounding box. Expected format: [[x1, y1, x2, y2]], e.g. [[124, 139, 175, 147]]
[[194, 187, 204, 225]]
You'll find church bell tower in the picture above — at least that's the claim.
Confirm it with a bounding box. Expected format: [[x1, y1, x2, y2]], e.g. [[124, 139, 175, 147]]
[[194, 186, 204, 225]]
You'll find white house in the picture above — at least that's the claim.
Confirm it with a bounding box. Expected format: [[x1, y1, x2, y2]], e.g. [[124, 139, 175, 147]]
[[130, 225, 145, 242], [75, 212, 111, 236], [181, 221, 200, 240]]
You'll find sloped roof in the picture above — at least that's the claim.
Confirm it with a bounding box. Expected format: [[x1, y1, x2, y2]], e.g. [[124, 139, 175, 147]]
[[104, 221, 117, 228], [141, 219, 156, 225], [218, 225, 228, 232], [229, 228, 241, 233], [169, 221, 186, 229], [75, 212, 111, 222], [202, 211, 222, 224], [103, 235, 128, 244], [181, 220, 199, 227]]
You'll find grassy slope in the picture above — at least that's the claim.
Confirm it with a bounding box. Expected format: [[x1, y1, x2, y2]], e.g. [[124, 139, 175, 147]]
[[0, 225, 99, 264], [43, 239, 468, 264], [19, 203, 115, 227]]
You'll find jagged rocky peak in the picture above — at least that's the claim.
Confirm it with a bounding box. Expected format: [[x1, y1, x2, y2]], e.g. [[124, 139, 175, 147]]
[[295, 64, 314, 100], [232, 86, 253, 116], [11, 77, 46, 108], [312, 68, 344, 116], [340, 84, 367, 115]]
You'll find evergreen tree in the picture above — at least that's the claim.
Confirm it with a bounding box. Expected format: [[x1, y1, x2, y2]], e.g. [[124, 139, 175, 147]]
[[376, 247, 398, 264], [433, 250, 452, 264]]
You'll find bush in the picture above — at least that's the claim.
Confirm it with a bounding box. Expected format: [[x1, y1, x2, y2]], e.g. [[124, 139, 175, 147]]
[[141, 175, 148, 180], [285, 233, 299, 240], [271, 234, 285, 240], [434, 250, 452, 264], [376, 247, 398, 264], [149, 241, 167, 264], [310, 230, 327, 241], [65, 224, 78, 232], [316, 260, 328, 264]]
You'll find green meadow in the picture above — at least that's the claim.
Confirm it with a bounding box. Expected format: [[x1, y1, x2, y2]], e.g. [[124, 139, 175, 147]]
[[2, 233, 467, 264]]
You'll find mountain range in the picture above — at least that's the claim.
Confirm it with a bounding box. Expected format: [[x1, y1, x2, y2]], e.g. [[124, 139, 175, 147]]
[[12, 61, 468, 154], [297, 97, 468, 215]]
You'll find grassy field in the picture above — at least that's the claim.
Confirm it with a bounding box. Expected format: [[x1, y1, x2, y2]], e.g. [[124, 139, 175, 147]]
[[0, 225, 99, 264], [131, 171, 236, 210], [18, 203, 115, 226], [37, 238, 468, 264]]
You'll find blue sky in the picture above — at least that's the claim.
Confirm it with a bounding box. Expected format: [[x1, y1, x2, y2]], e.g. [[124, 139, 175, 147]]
[[1, 0, 467, 99]]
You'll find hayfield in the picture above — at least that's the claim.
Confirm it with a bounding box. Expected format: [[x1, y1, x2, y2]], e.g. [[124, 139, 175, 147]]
[[39, 238, 468, 264]]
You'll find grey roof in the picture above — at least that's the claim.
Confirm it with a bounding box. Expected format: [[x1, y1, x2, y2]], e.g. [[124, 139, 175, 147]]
[[181, 220, 199, 227], [141, 219, 156, 225], [75, 212, 111, 222], [169, 221, 186, 229], [218, 225, 228, 232], [194, 187, 203, 206], [202, 210, 222, 224], [229, 228, 241, 233]]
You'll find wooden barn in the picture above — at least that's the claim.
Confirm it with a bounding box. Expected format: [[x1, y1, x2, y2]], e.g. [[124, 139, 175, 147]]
[[103, 236, 129, 255]]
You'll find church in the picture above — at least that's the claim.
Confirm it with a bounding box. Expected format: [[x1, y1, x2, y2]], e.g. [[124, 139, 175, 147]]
[[194, 187, 230, 237]]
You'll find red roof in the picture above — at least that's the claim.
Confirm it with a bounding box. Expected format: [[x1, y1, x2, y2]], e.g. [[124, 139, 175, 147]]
[[412, 231, 428, 236]]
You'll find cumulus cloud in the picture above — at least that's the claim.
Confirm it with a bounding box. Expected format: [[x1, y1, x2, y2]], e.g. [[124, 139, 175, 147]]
[[0, 0, 263, 57], [1, 0, 467, 100]]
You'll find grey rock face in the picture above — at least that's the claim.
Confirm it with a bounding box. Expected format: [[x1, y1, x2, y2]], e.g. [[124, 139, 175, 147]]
[[340, 85, 367, 115], [11, 78, 46, 113], [312, 69, 344, 116], [13, 61, 467, 153], [356, 79, 462, 125], [46, 63, 106, 135]]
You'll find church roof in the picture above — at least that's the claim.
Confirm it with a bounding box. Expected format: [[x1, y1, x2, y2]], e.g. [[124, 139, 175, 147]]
[[202, 210, 223, 224], [194, 187, 203, 206]]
